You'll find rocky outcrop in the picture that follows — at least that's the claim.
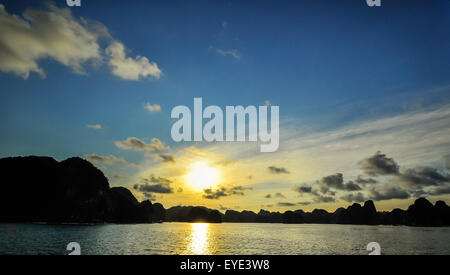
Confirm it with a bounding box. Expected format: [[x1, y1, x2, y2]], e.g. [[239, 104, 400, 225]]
[[152, 203, 166, 222], [282, 210, 304, 224], [336, 200, 380, 225], [165, 206, 223, 223], [0, 156, 159, 224]]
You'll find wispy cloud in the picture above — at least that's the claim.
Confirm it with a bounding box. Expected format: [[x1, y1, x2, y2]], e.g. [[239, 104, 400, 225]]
[[210, 46, 241, 60], [115, 137, 165, 152], [83, 154, 135, 167], [86, 124, 103, 130]]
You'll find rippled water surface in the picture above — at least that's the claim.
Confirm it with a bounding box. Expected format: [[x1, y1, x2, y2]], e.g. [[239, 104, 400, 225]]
[[0, 223, 449, 255]]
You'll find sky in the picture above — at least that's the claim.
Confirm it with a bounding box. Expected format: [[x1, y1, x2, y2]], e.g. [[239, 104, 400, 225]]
[[0, 0, 449, 212]]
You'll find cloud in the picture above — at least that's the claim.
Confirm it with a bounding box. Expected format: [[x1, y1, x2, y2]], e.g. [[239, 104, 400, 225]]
[[313, 195, 336, 203], [265, 192, 286, 199], [359, 151, 400, 176], [268, 166, 290, 174], [0, 4, 161, 81], [355, 176, 378, 185], [86, 124, 103, 130], [115, 137, 165, 152], [144, 101, 161, 113], [293, 185, 313, 193], [83, 154, 134, 166], [157, 154, 176, 163], [320, 173, 344, 191], [277, 202, 297, 207], [343, 181, 362, 191], [133, 175, 174, 195], [210, 46, 240, 60], [368, 187, 410, 201], [203, 185, 252, 200], [0, 4, 101, 78], [340, 192, 367, 203], [106, 41, 161, 80], [399, 167, 449, 187], [318, 173, 361, 193], [429, 185, 450, 195], [445, 155, 450, 170]]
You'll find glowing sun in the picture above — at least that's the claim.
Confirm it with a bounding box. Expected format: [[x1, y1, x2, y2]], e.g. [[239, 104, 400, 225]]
[[186, 162, 220, 191]]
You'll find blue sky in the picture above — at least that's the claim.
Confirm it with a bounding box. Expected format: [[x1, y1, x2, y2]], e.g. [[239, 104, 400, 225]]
[[0, 0, 449, 211]]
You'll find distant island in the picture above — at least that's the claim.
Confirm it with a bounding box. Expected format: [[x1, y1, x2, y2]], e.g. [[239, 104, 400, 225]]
[[1, 156, 449, 227]]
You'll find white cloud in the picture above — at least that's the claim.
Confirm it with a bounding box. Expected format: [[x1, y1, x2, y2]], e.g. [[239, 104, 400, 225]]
[[86, 124, 103, 130], [0, 4, 101, 79], [0, 4, 161, 81], [144, 102, 161, 113], [106, 42, 161, 80]]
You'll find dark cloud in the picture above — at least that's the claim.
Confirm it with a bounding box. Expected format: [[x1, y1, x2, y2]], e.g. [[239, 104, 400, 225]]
[[313, 195, 336, 203], [359, 151, 400, 176], [293, 185, 312, 193], [83, 154, 133, 166], [445, 155, 450, 170], [343, 181, 362, 191], [411, 189, 427, 198], [430, 185, 450, 195], [399, 167, 449, 187], [266, 192, 286, 199], [277, 202, 297, 207], [133, 175, 174, 194], [268, 166, 290, 174], [321, 173, 344, 189], [318, 173, 361, 192], [368, 187, 410, 201], [203, 185, 252, 200], [142, 192, 157, 201], [355, 176, 378, 185], [340, 192, 367, 203], [158, 154, 176, 163]]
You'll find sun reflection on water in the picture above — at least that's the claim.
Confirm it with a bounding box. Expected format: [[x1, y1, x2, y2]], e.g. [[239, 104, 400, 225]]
[[188, 223, 210, 254]]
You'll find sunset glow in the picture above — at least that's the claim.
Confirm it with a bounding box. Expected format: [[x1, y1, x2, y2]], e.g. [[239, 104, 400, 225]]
[[186, 162, 221, 191]]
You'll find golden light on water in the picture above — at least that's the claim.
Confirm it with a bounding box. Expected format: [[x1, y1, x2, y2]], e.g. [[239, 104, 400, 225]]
[[185, 162, 220, 191], [188, 223, 210, 254]]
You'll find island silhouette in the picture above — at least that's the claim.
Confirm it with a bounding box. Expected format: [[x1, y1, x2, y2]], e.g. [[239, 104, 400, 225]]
[[0, 156, 449, 226]]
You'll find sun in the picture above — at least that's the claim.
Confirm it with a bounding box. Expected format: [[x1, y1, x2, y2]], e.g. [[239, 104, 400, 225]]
[[186, 162, 221, 191]]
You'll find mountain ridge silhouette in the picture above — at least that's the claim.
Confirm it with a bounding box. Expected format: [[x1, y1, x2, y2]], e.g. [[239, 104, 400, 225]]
[[1, 156, 449, 226]]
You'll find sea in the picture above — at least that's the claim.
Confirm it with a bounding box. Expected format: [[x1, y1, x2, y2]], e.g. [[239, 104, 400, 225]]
[[0, 222, 449, 255]]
